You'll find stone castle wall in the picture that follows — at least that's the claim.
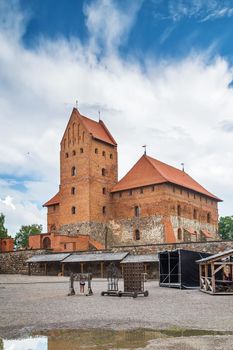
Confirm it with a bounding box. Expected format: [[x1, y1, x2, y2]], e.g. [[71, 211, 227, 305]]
[[0, 249, 46, 274]]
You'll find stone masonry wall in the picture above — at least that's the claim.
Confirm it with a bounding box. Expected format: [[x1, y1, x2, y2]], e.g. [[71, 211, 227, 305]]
[[112, 240, 233, 255], [0, 249, 47, 274]]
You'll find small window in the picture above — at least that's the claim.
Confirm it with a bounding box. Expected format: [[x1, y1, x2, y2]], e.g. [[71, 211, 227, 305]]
[[71, 206, 76, 214], [95, 148, 98, 154], [129, 189, 132, 196], [80, 148, 84, 153], [102, 187, 106, 195], [140, 188, 143, 194], [64, 244, 67, 250], [65, 153, 69, 158], [134, 206, 140, 217], [102, 168, 106, 176], [151, 185, 155, 192], [72, 150, 76, 156], [177, 228, 182, 240], [135, 229, 140, 240], [177, 205, 181, 216], [71, 187, 76, 195], [71, 166, 76, 176], [102, 151, 106, 157], [110, 154, 113, 159], [102, 206, 106, 215], [119, 192, 122, 198], [207, 213, 211, 223], [193, 209, 197, 220]]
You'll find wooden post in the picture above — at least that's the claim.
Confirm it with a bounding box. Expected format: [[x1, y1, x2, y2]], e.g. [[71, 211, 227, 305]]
[[204, 263, 208, 291], [61, 263, 65, 276], [121, 264, 124, 277], [211, 263, 215, 294], [28, 263, 31, 276], [45, 263, 47, 276], [81, 263, 84, 274], [100, 262, 104, 278], [144, 263, 147, 273]]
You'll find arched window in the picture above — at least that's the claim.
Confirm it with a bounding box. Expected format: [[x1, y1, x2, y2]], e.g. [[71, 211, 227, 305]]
[[95, 148, 98, 154], [72, 150, 76, 156], [43, 237, 51, 249], [134, 206, 140, 217], [102, 168, 106, 176], [71, 187, 76, 195], [71, 166, 76, 176], [65, 152, 69, 158], [110, 154, 113, 159], [135, 229, 140, 240], [102, 187, 106, 195], [102, 206, 106, 215], [80, 148, 84, 153], [71, 206, 76, 215], [177, 205, 181, 216], [177, 228, 182, 240], [207, 212, 211, 223], [193, 209, 197, 219]]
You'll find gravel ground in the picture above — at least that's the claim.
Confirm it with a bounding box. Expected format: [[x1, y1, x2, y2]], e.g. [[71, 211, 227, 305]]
[[1, 274, 233, 343]]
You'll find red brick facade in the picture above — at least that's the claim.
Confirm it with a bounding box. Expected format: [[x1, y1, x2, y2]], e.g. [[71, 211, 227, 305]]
[[30, 108, 221, 252], [0, 237, 14, 252]]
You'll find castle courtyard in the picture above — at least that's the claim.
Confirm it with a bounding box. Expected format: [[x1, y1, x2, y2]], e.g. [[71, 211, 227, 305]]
[[1, 275, 233, 349]]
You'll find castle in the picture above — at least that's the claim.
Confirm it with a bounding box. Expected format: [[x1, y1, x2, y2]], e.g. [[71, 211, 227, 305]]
[[29, 108, 221, 252]]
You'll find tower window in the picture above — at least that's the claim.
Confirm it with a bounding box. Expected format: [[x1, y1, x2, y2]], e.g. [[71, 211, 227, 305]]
[[72, 150, 76, 156], [177, 228, 182, 240], [71, 187, 76, 195], [71, 166, 76, 176], [193, 209, 197, 220], [207, 212, 211, 223], [135, 229, 140, 240], [177, 205, 181, 216], [80, 148, 84, 153], [95, 148, 98, 154], [102, 206, 106, 215], [102, 151, 106, 157], [102, 187, 106, 195], [65, 153, 69, 158], [151, 185, 155, 192], [134, 206, 140, 217], [71, 206, 76, 215], [110, 154, 113, 159], [102, 168, 106, 176]]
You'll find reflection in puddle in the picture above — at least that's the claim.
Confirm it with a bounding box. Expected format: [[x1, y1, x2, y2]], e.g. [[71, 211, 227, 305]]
[[1, 328, 233, 350]]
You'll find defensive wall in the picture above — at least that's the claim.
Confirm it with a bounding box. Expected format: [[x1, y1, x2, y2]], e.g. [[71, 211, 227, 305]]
[[0, 240, 233, 275]]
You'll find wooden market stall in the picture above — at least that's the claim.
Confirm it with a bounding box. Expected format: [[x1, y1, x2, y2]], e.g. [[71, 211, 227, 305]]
[[196, 249, 233, 295]]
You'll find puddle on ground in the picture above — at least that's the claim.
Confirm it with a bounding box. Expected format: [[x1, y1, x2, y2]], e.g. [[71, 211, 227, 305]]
[[1, 328, 233, 350]]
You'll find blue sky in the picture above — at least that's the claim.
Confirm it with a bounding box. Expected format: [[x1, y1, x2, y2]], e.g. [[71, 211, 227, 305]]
[[20, 0, 233, 61], [1, 0, 233, 234]]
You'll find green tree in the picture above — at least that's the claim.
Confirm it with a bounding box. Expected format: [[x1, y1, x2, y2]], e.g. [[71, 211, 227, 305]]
[[14, 224, 43, 249], [0, 213, 8, 238], [219, 216, 233, 240]]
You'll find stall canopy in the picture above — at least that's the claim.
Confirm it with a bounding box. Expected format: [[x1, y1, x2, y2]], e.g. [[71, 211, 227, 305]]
[[62, 251, 129, 263], [27, 253, 70, 263], [120, 254, 158, 264], [159, 249, 211, 289]]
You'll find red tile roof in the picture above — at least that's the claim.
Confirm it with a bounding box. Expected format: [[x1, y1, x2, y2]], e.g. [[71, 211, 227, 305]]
[[75, 109, 117, 146], [43, 192, 60, 207], [111, 155, 221, 201]]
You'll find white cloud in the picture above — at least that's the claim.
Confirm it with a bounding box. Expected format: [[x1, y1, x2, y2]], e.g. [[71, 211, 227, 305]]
[[0, 0, 233, 235]]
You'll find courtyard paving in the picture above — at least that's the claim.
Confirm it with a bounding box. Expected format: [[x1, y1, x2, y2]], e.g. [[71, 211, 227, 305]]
[[1, 274, 233, 349]]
